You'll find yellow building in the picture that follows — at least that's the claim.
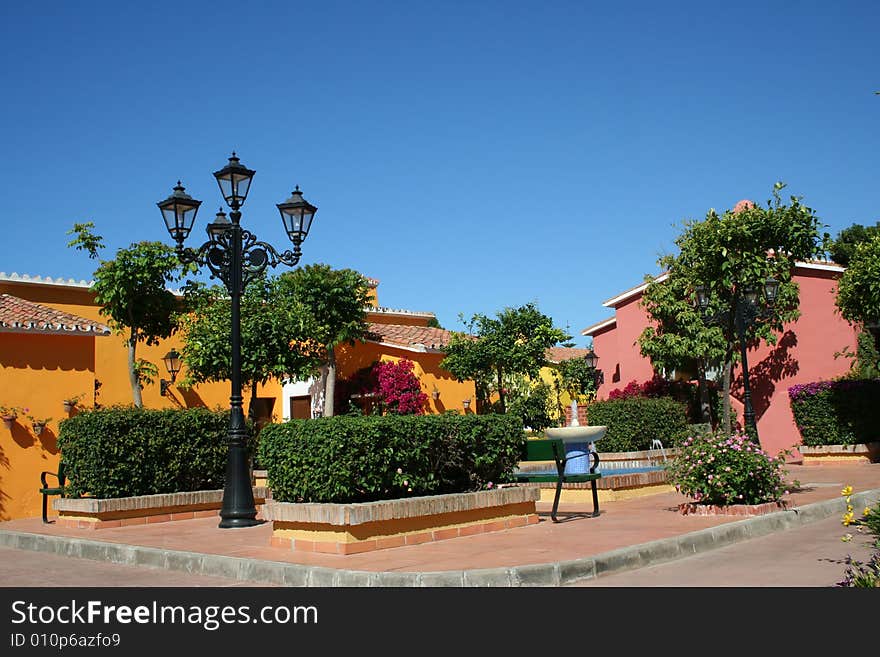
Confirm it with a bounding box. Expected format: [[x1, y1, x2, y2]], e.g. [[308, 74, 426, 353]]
[[0, 272, 474, 521]]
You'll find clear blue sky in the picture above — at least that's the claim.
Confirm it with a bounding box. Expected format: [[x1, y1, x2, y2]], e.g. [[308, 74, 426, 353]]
[[2, 1, 877, 343]]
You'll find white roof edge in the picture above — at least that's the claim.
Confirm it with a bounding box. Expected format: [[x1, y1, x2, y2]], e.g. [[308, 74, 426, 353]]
[[0, 272, 93, 289], [795, 261, 845, 272], [580, 317, 617, 336], [602, 273, 669, 307], [601, 260, 844, 308], [366, 339, 445, 354], [367, 306, 436, 318]]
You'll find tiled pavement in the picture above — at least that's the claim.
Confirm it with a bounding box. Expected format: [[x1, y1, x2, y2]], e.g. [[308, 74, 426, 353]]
[[1, 463, 877, 586]]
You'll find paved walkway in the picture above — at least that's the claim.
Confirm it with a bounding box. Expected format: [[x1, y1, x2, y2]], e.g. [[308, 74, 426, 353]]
[[1, 463, 877, 586]]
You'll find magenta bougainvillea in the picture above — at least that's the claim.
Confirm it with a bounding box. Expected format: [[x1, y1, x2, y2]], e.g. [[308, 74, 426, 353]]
[[373, 359, 428, 415]]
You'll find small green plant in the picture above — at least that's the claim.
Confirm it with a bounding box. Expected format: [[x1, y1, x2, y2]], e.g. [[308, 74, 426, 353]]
[[0, 404, 22, 419], [837, 485, 880, 588], [666, 430, 795, 506], [63, 393, 86, 406]]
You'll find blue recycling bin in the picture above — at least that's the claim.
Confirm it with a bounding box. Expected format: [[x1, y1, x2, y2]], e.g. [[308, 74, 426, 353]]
[[564, 441, 591, 475]]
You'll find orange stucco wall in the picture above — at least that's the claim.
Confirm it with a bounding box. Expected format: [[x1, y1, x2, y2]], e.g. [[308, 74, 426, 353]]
[[588, 267, 858, 458], [336, 341, 476, 414], [0, 280, 285, 520], [1, 278, 468, 520]]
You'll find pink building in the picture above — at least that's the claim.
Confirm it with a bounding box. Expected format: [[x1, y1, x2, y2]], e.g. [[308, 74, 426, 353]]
[[581, 261, 858, 459]]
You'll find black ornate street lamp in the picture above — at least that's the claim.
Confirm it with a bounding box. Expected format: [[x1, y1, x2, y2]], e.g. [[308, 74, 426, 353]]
[[694, 277, 778, 440], [158, 153, 317, 529]]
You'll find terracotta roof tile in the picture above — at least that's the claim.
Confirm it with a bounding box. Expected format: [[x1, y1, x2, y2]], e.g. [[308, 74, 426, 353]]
[[0, 294, 111, 336], [366, 323, 453, 351], [545, 346, 589, 363]]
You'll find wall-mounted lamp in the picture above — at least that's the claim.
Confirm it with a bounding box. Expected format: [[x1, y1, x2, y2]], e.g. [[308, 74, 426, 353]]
[[432, 385, 440, 400], [462, 398, 471, 409], [160, 349, 182, 396], [584, 348, 604, 386]]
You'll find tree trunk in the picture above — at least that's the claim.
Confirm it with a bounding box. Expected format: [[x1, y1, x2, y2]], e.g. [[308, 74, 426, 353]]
[[248, 380, 258, 423], [721, 359, 732, 437], [128, 329, 143, 408], [323, 345, 336, 417], [496, 367, 506, 414]]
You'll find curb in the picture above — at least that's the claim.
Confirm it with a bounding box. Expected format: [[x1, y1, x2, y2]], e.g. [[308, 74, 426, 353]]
[[2, 489, 877, 587]]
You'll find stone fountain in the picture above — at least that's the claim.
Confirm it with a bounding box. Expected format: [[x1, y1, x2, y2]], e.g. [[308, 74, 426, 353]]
[[544, 401, 606, 474]]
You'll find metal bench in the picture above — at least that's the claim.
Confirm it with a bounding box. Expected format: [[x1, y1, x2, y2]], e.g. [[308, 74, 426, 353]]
[[514, 438, 601, 522], [39, 462, 66, 524]]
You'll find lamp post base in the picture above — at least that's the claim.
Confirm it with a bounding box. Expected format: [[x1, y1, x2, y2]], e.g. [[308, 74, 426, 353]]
[[218, 516, 262, 529]]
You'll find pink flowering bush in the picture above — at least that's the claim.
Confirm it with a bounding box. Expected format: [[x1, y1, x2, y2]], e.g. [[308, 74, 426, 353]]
[[373, 359, 428, 415], [666, 430, 793, 505]]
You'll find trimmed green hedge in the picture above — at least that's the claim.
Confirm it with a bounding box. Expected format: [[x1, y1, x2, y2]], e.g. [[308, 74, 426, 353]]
[[789, 379, 880, 446], [57, 407, 245, 498], [586, 396, 689, 452], [257, 413, 525, 503]]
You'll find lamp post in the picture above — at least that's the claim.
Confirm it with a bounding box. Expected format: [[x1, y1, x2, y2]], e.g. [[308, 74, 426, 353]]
[[694, 277, 778, 441], [157, 153, 317, 529]]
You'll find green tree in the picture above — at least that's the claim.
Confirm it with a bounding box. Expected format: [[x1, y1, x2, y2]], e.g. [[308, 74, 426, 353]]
[[836, 234, 880, 328], [555, 355, 599, 402], [67, 222, 184, 407], [829, 221, 880, 267], [177, 277, 323, 419], [638, 263, 728, 424], [638, 184, 827, 435], [276, 264, 371, 417], [441, 303, 569, 413]]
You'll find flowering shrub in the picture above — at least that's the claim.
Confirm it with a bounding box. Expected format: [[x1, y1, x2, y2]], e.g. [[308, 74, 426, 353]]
[[666, 430, 792, 505], [606, 374, 721, 425], [373, 359, 428, 415], [837, 485, 880, 588], [788, 379, 880, 445]]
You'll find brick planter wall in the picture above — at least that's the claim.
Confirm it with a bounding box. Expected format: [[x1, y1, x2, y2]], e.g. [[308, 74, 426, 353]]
[[53, 488, 268, 529], [799, 443, 880, 465], [264, 486, 540, 555]]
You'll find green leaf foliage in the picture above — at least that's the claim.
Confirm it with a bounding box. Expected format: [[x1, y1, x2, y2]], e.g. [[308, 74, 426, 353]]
[[57, 407, 252, 498], [836, 234, 880, 327], [177, 276, 323, 390], [441, 303, 570, 412], [257, 413, 525, 503], [586, 397, 689, 452], [829, 221, 880, 267]]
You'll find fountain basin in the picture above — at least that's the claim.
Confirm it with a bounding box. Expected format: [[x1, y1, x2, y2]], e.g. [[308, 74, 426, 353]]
[[544, 425, 607, 444]]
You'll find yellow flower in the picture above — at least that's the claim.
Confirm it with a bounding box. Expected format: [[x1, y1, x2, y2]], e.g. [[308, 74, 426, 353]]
[[864, 507, 872, 517], [841, 485, 853, 497], [842, 511, 854, 526]]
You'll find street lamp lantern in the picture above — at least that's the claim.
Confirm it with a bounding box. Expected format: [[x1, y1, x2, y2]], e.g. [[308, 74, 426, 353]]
[[583, 347, 604, 386], [207, 207, 231, 240], [158, 154, 317, 529], [277, 186, 317, 247], [583, 348, 599, 370], [157, 181, 202, 244], [213, 152, 256, 209], [764, 277, 779, 304], [743, 287, 759, 306], [694, 284, 710, 311]]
